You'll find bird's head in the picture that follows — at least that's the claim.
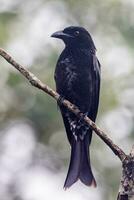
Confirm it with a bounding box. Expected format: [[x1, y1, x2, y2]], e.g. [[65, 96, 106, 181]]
[[51, 26, 96, 50]]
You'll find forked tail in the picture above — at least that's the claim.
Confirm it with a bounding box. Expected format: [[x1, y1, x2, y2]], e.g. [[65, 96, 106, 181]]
[[64, 135, 96, 189]]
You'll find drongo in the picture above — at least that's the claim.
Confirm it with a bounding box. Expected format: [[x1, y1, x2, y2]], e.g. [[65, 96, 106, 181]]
[[51, 26, 101, 189]]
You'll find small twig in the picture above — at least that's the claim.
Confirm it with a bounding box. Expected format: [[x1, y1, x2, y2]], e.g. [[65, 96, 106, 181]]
[[0, 47, 126, 161], [130, 145, 134, 157]]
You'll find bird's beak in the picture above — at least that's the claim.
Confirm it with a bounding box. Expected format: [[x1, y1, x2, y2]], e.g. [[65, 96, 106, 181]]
[[51, 30, 73, 39]]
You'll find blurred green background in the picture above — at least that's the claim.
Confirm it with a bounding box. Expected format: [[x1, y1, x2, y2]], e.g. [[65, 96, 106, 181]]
[[0, 0, 134, 200]]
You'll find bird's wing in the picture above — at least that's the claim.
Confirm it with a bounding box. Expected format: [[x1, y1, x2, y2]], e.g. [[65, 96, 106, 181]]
[[60, 110, 73, 144], [89, 55, 101, 121]]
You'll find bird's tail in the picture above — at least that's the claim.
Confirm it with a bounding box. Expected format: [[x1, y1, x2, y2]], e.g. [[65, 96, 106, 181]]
[[64, 134, 96, 189]]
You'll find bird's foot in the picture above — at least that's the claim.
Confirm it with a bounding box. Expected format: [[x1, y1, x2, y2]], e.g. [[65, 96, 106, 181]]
[[57, 95, 65, 106], [78, 112, 88, 124]]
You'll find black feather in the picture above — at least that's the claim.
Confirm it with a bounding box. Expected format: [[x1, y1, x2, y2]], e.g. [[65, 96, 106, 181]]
[[52, 26, 100, 188]]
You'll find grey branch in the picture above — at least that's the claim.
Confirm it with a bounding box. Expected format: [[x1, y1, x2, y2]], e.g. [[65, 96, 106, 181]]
[[117, 145, 134, 200], [0, 48, 126, 161], [0, 47, 134, 199]]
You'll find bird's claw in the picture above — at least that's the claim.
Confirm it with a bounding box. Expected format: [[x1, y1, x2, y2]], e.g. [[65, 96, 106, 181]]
[[57, 95, 65, 106], [78, 112, 88, 123]]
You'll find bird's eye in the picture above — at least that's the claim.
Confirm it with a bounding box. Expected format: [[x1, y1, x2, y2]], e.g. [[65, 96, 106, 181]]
[[74, 31, 80, 36]]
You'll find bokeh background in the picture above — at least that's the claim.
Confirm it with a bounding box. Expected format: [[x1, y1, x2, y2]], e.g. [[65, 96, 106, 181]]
[[0, 0, 134, 199]]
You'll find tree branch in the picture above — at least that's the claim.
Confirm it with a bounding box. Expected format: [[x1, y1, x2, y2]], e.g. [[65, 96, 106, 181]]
[[0, 47, 126, 161], [117, 145, 134, 200], [1, 47, 134, 199]]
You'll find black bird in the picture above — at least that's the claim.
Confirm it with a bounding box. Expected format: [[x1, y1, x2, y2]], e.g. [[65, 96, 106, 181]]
[[51, 26, 100, 189]]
